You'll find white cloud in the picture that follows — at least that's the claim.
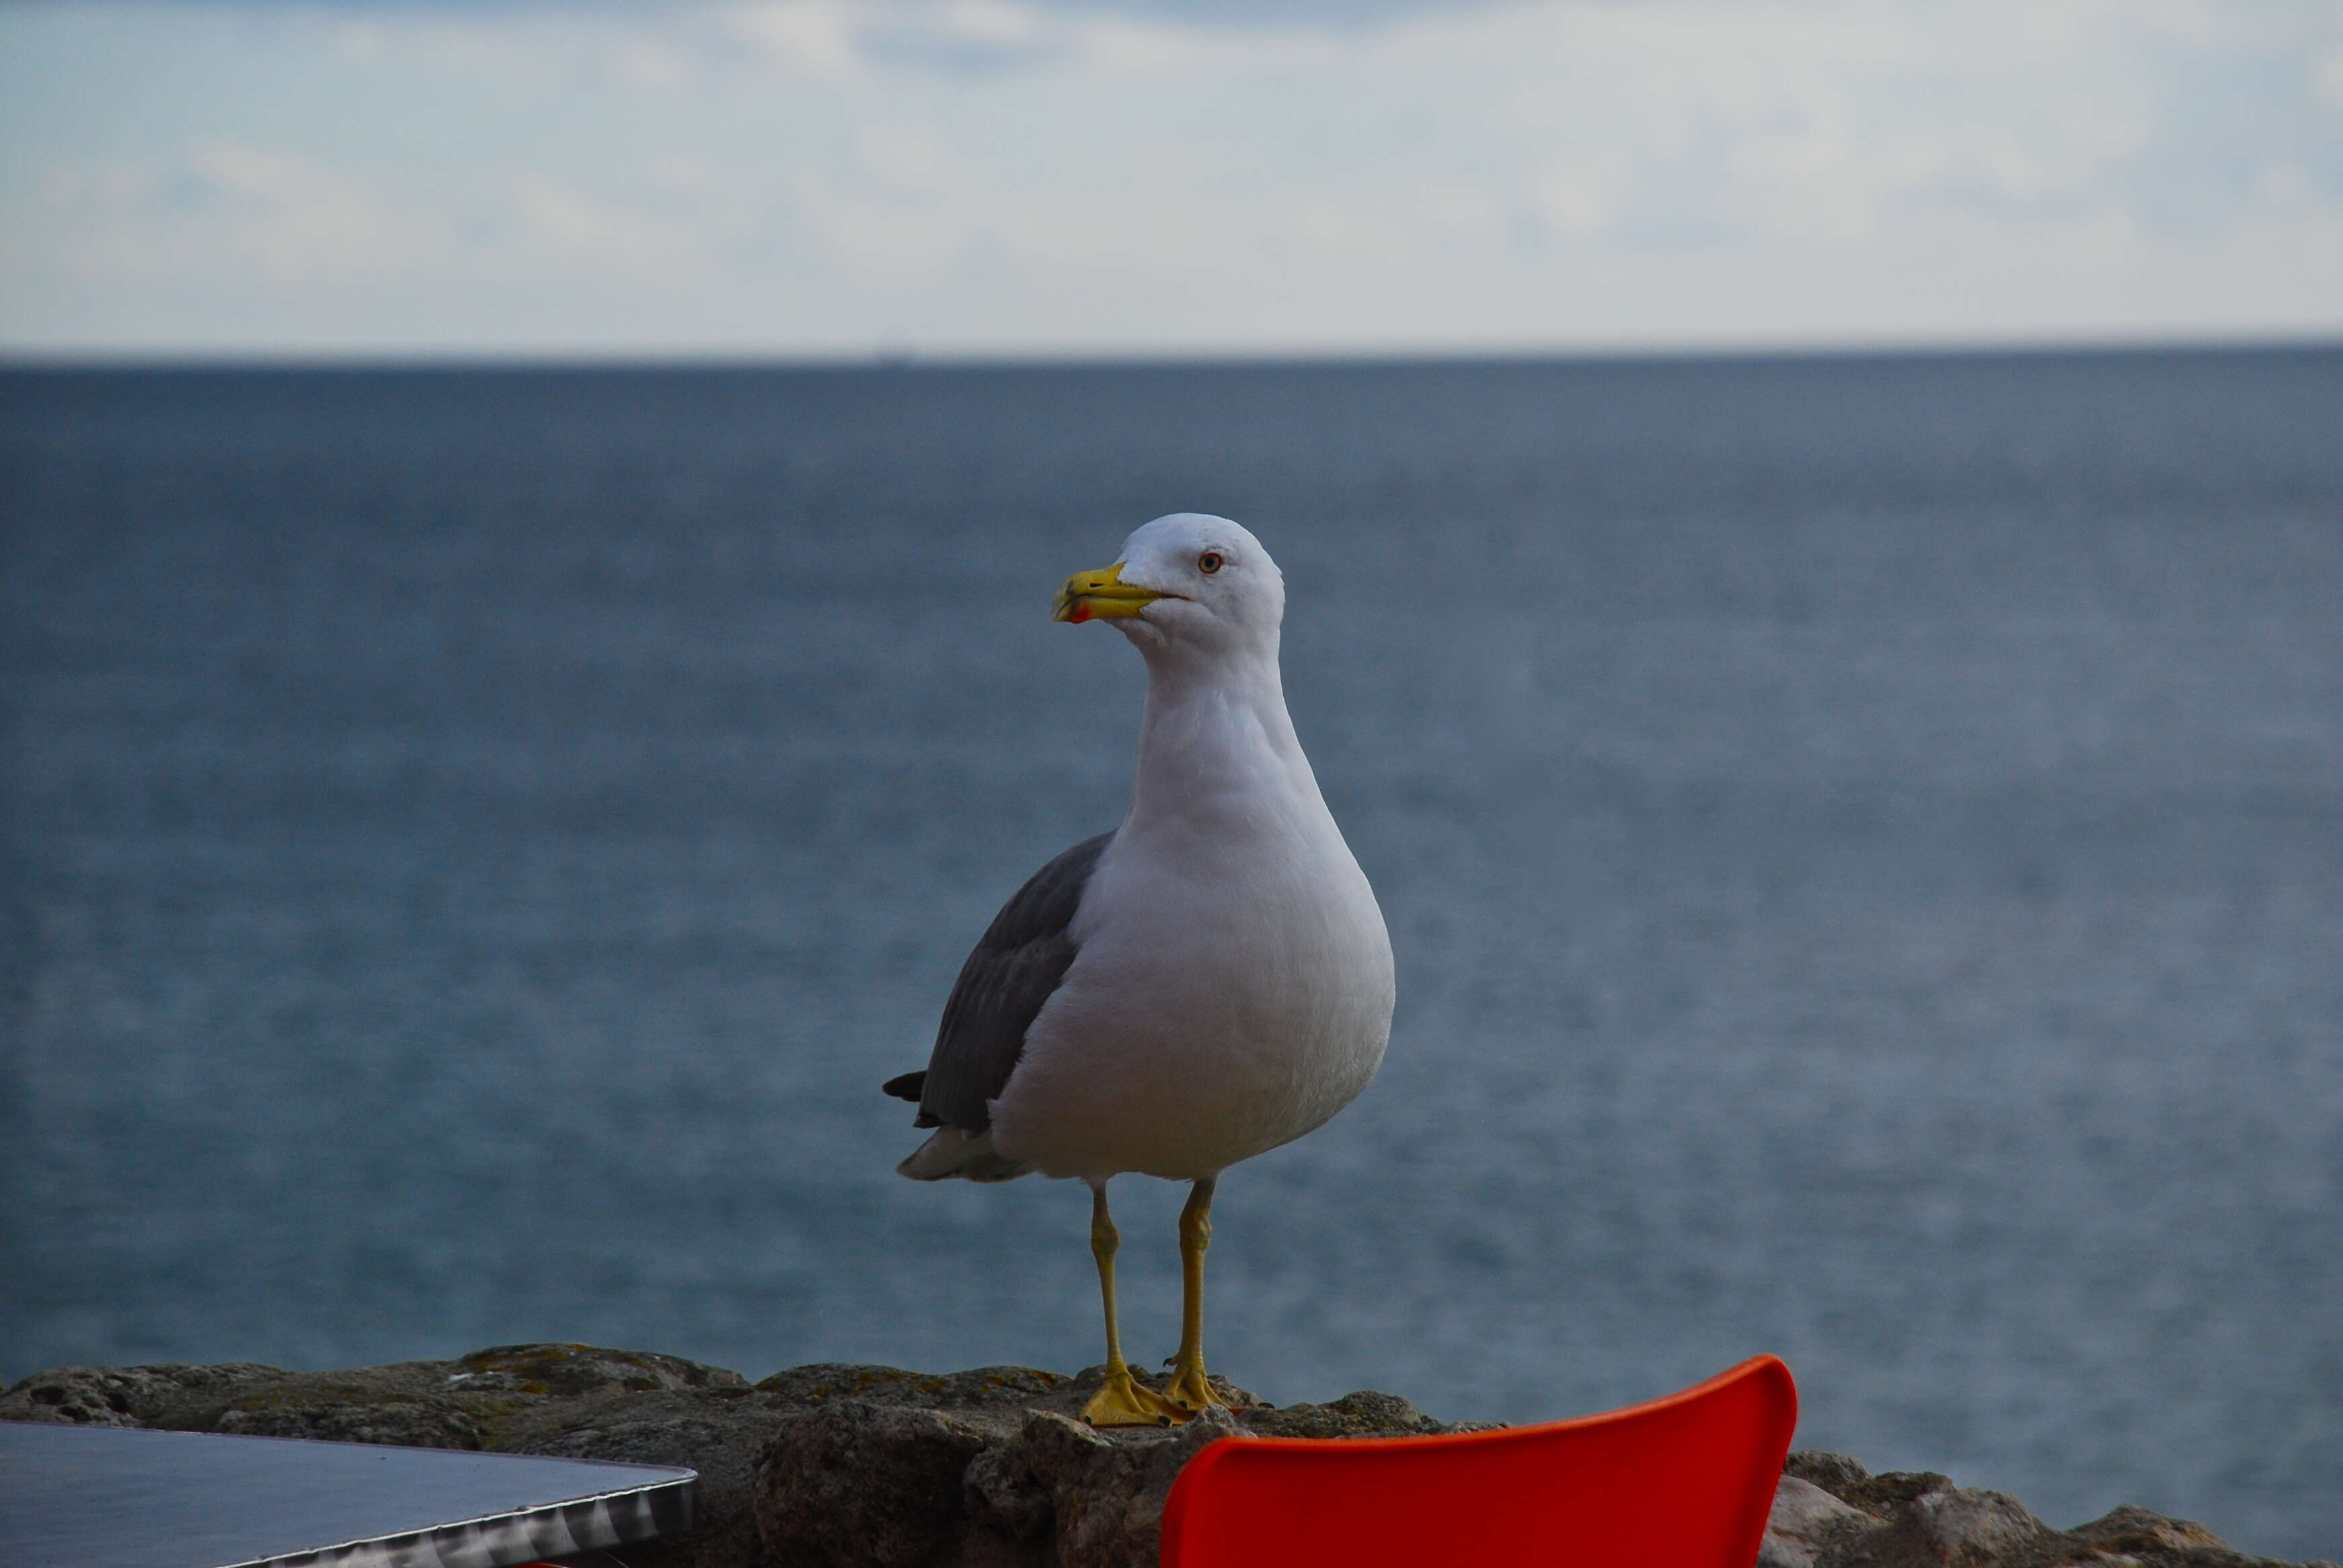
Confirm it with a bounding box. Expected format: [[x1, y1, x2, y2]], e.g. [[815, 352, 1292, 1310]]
[[716, 2, 868, 75], [1, 0, 2338, 355], [28, 141, 395, 282], [2315, 45, 2343, 110]]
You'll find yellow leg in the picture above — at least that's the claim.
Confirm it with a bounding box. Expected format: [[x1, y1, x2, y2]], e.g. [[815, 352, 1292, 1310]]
[[1159, 1176, 1219, 1414], [1080, 1183, 1182, 1427]]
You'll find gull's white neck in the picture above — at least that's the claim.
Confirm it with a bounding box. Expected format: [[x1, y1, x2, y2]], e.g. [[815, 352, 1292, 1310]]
[[1124, 633, 1329, 840]]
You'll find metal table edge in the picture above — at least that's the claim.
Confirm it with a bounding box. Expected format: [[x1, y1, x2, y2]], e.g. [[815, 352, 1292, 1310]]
[[218, 1468, 699, 1568]]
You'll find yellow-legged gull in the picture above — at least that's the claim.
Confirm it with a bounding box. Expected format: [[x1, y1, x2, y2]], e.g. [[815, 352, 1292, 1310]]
[[884, 513, 1394, 1427]]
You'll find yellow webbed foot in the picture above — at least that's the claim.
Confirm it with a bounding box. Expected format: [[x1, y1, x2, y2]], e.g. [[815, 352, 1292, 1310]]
[[1159, 1359, 1219, 1417], [1083, 1365, 1186, 1427]]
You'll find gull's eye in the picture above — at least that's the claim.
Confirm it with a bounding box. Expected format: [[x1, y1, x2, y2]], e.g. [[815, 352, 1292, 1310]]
[[1198, 552, 1224, 575]]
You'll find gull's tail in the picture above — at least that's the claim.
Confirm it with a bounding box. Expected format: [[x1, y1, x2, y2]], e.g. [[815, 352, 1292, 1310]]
[[884, 1067, 1032, 1181], [896, 1125, 1032, 1183]]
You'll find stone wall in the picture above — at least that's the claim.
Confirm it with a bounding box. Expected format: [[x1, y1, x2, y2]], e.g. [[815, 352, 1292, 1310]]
[[3, 1345, 2326, 1568]]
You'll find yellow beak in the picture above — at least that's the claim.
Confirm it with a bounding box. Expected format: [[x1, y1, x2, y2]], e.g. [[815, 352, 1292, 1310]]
[[1054, 561, 1164, 623]]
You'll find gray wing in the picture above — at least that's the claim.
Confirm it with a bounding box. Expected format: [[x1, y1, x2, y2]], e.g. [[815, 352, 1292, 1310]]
[[886, 830, 1112, 1134]]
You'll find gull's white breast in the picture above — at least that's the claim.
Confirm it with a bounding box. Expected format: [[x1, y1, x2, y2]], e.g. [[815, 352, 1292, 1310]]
[[989, 727, 1394, 1183]]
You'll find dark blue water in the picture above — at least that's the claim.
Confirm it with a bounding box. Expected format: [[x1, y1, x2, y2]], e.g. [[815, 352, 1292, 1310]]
[[3, 352, 2339, 1557]]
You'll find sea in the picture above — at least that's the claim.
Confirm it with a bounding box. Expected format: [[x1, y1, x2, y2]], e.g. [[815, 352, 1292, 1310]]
[[2, 349, 2338, 1557]]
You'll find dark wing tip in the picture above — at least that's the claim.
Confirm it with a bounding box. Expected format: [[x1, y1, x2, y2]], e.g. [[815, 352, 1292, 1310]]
[[882, 1070, 927, 1103]]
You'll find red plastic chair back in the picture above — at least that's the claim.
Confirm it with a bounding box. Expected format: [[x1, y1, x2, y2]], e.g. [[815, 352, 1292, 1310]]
[[1160, 1355, 1796, 1568]]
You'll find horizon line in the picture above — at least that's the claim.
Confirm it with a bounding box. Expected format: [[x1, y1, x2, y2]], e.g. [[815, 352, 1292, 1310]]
[[5, 329, 2341, 376]]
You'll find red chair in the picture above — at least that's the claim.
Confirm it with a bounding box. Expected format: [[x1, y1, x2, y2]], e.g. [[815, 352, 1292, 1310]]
[[1160, 1355, 1796, 1568]]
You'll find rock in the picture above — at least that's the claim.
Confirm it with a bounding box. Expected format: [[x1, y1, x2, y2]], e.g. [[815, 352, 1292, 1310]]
[[1835, 1469, 1958, 1519], [1756, 1456, 2288, 1568], [962, 1442, 1054, 1544], [1239, 1389, 1448, 1440], [755, 1400, 991, 1568], [1901, 1488, 2062, 1567], [2069, 1505, 2233, 1557], [1788, 1451, 1876, 1499], [1761, 1475, 1886, 1568], [215, 1401, 486, 1450], [1816, 1479, 2058, 1568], [453, 1343, 751, 1398], [1013, 1405, 1245, 1568], [0, 1362, 285, 1427], [753, 1364, 1069, 1415]]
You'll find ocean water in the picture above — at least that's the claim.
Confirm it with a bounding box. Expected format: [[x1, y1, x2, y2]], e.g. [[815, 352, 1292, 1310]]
[[1, 351, 2338, 1556]]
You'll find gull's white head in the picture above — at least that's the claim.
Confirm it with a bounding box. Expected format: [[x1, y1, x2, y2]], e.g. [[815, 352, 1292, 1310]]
[[1052, 513, 1284, 660]]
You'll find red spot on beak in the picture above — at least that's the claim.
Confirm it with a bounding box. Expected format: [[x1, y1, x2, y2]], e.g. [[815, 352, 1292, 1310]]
[[1071, 604, 1091, 623]]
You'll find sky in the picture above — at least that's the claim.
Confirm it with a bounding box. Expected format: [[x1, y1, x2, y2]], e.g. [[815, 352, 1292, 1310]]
[[1, 0, 2340, 358]]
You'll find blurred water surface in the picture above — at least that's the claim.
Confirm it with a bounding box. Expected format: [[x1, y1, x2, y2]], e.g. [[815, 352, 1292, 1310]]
[[2, 351, 2339, 1555]]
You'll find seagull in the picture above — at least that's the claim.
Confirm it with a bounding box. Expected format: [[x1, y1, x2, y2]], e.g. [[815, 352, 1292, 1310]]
[[883, 513, 1395, 1427]]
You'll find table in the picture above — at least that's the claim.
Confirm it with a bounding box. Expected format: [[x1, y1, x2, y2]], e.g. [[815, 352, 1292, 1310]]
[[0, 1421, 696, 1568]]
